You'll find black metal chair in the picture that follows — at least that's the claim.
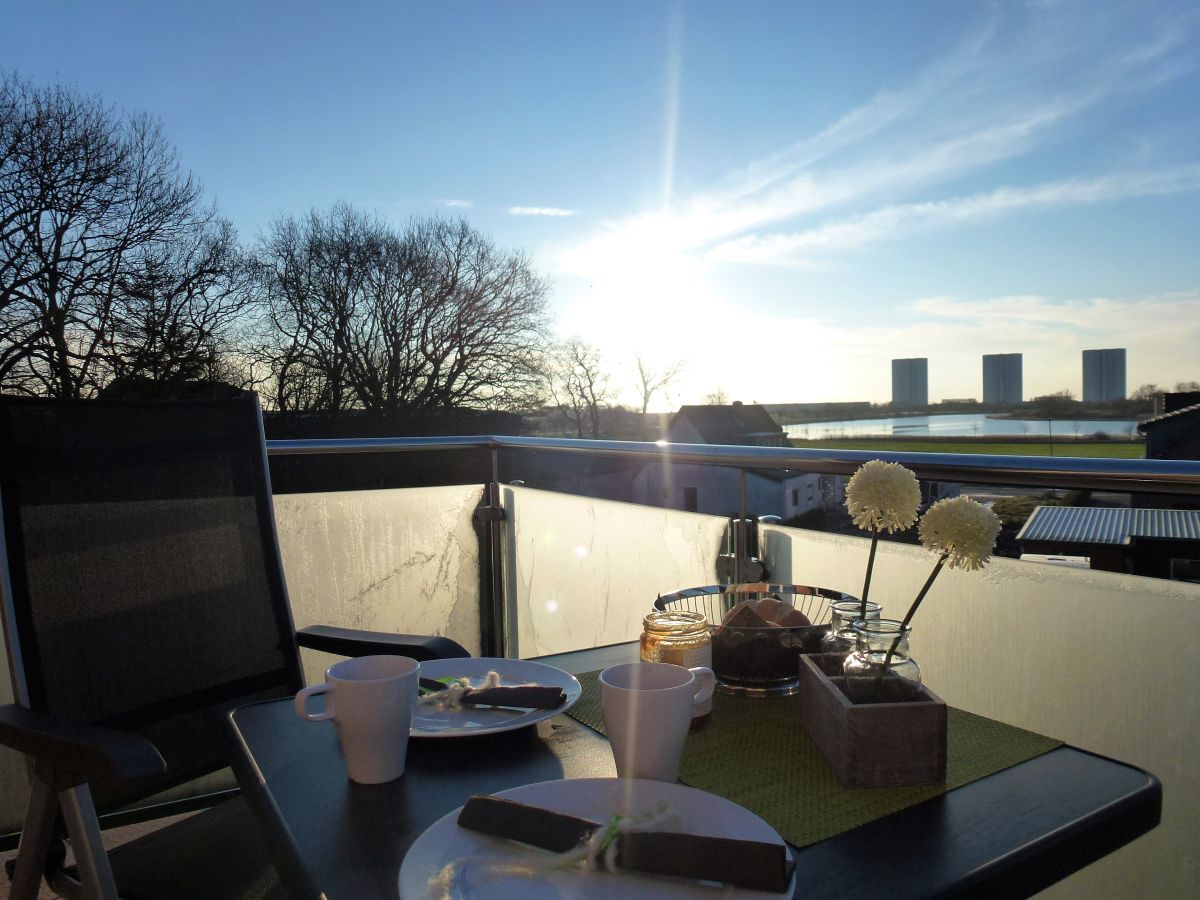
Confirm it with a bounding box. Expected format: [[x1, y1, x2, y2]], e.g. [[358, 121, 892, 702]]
[[0, 393, 469, 900]]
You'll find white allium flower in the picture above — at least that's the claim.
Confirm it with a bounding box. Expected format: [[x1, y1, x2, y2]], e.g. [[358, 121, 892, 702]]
[[918, 496, 1002, 571], [844, 460, 922, 533]]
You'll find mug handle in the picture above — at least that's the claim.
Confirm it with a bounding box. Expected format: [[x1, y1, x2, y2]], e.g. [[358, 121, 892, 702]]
[[294, 683, 335, 721], [688, 666, 717, 707]]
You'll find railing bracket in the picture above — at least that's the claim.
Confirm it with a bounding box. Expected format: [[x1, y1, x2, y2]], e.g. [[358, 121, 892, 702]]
[[474, 506, 506, 523]]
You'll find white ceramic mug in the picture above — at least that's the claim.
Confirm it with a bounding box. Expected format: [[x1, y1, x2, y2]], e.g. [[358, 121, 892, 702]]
[[600, 661, 717, 782], [294, 655, 419, 784]]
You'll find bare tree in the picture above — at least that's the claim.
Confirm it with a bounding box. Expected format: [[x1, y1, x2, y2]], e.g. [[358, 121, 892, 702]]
[[704, 386, 729, 405], [1030, 389, 1076, 419], [1131, 383, 1162, 400], [106, 219, 254, 385], [256, 206, 549, 415], [634, 353, 684, 415], [546, 338, 610, 438], [254, 204, 377, 414], [1, 72, 249, 397], [404, 217, 548, 410]]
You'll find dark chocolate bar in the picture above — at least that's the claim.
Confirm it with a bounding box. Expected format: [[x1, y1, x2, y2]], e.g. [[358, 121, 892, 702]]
[[457, 795, 599, 852], [460, 686, 566, 708], [457, 795, 794, 892], [616, 831, 794, 893], [419, 678, 567, 709]]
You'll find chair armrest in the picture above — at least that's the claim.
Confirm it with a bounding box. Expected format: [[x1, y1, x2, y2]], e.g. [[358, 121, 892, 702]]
[[0, 704, 166, 788], [295, 624, 470, 661]]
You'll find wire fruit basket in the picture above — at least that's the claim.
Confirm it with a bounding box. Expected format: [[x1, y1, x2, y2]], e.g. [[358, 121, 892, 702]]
[[655, 583, 858, 696]]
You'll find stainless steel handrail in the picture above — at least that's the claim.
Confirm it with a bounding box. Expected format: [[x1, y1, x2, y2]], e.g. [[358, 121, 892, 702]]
[[266, 434, 1200, 496]]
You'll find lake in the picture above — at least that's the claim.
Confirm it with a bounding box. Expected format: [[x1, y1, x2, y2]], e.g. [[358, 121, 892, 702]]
[[784, 412, 1141, 439]]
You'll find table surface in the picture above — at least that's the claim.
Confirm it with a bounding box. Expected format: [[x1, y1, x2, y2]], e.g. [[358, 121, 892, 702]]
[[225, 645, 1161, 900]]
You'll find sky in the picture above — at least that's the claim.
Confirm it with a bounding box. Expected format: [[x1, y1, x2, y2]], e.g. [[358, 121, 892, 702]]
[[3, 0, 1199, 409]]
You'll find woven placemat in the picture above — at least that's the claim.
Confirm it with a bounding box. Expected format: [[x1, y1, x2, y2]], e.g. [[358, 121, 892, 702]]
[[568, 670, 1063, 848]]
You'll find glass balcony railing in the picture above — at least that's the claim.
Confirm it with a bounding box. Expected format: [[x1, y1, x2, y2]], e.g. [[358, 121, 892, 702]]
[[267, 435, 1200, 900], [1, 435, 1196, 897]]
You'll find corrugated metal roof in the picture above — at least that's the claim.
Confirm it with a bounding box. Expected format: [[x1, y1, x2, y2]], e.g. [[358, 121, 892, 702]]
[[1016, 506, 1200, 545], [1137, 401, 1200, 431]]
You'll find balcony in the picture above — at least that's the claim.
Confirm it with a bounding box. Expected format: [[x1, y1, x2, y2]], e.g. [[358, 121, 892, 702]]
[[2, 436, 1198, 898]]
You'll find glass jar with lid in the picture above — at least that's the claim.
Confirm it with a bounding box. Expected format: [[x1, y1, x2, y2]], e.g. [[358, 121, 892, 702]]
[[640, 610, 712, 727]]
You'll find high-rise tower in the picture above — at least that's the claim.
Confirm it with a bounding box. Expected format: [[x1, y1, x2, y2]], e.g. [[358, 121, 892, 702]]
[[891, 358, 929, 407], [982, 353, 1023, 404], [1082, 349, 1126, 402]]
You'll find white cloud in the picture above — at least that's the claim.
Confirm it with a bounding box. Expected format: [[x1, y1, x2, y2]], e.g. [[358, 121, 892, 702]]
[[634, 291, 1200, 405], [833, 291, 1200, 401], [709, 164, 1200, 264], [509, 206, 578, 217], [441, 198, 474, 209], [545, 4, 1199, 406], [555, 4, 1196, 274]]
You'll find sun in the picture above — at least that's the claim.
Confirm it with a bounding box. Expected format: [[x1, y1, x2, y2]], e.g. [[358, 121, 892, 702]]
[[556, 213, 722, 355]]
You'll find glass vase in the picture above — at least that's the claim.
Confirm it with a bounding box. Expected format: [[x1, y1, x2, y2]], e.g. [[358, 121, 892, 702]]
[[842, 618, 922, 703], [819, 599, 882, 656]]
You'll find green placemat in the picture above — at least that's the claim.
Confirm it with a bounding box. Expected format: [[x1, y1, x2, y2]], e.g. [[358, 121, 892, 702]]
[[568, 670, 1062, 849]]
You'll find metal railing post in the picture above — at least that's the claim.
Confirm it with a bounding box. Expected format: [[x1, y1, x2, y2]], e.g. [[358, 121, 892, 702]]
[[473, 449, 508, 658], [736, 469, 747, 582]]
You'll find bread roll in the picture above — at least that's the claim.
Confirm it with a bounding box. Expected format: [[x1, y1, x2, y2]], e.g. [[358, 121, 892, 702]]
[[769, 605, 811, 627], [722, 599, 771, 627], [720, 597, 811, 628]]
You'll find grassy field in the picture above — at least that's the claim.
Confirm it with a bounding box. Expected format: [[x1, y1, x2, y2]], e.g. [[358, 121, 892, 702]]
[[789, 438, 1144, 458]]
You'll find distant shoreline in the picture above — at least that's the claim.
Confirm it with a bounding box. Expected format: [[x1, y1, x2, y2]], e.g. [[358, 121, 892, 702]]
[[787, 435, 1145, 460], [791, 433, 1143, 444], [766, 404, 1152, 425]]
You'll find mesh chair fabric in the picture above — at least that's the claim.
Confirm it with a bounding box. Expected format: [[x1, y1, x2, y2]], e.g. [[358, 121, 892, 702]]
[[0, 395, 304, 806]]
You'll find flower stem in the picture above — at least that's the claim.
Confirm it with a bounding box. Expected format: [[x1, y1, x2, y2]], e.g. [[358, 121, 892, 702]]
[[860, 528, 879, 618], [900, 554, 946, 630], [877, 554, 947, 689]]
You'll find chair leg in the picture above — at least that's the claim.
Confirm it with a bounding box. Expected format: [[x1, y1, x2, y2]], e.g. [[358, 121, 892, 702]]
[[8, 773, 59, 900], [58, 782, 120, 900]]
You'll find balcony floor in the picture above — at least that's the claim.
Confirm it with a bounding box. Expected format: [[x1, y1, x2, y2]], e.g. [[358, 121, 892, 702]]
[[1, 813, 196, 899]]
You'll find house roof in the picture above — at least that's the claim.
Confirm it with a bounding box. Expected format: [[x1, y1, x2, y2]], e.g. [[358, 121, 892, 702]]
[[669, 403, 783, 444], [1137, 402, 1200, 432], [1016, 506, 1200, 546]]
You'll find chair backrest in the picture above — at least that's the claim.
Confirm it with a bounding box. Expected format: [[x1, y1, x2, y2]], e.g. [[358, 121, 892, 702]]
[[0, 393, 305, 806]]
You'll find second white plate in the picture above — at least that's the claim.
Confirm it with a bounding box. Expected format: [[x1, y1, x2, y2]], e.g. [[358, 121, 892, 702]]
[[399, 777, 796, 898], [413, 658, 581, 738]]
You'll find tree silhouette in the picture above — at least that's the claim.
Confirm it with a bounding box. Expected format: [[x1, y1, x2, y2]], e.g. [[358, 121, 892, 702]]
[[635, 353, 684, 415], [0, 72, 248, 397], [255, 205, 549, 414], [546, 338, 609, 438]]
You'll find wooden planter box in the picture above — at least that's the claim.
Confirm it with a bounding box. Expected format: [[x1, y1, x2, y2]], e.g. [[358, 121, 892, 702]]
[[797, 653, 947, 787]]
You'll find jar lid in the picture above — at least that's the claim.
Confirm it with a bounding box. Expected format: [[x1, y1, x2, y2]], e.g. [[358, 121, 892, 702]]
[[643, 609, 707, 631]]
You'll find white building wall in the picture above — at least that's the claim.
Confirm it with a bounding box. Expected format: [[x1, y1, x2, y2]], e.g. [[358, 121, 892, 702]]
[[633, 462, 785, 518]]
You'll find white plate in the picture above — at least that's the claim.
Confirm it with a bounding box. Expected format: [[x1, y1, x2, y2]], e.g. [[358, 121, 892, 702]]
[[413, 658, 582, 738], [398, 777, 796, 898]]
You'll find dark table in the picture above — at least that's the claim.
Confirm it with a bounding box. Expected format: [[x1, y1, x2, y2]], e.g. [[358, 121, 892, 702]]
[[225, 645, 1161, 899]]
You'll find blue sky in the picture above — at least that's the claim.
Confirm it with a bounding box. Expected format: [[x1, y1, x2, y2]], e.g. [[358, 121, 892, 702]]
[[3, 0, 1198, 407]]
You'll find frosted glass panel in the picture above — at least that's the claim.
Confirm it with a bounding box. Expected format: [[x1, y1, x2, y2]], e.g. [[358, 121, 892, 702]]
[[275, 484, 484, 685], [504, 486, 728, 657], [761, 522, 1200, 900], [0, 484, 486, 833]]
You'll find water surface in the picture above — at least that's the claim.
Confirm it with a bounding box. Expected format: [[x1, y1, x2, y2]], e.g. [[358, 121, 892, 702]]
[[785, 413, 1140, 439]]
